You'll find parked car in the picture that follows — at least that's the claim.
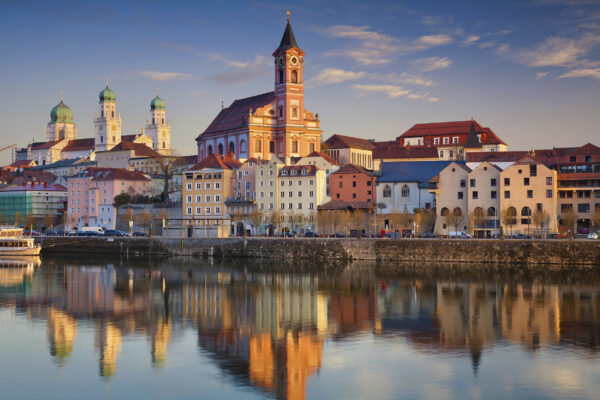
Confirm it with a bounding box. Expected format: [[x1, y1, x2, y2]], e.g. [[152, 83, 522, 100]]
[[81, 226, 105, 235], [43, 230, 57, 236], [281, 232, 296, 237], [104, 229, 128, 237], [81, 231, 102, 236], [23, 230, 41, 236], [448, 231, 472, 239], [329, 233, 346, 238], [422, 232, 437, 238], [588, 232, 599, 240], [512, 233, 532, 239], [133, 231, 149, 237], [304, 232, 318, 237]]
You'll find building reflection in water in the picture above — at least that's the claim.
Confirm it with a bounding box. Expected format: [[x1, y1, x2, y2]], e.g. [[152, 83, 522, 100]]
[[0, 260, 599, 398]]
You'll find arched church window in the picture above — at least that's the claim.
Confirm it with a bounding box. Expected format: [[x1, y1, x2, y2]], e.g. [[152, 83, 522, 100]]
[[291, 70, 297, 83], [383, 185, 391, 198], [162, 118, 164, 124], [207, 145, 213, 155], [401, 185, 409, 198], [152, 117, 155, 124], [292, 107, 298, 118], [101, 110, 104, 117], [240, 140, 247, 153], [218, 143, 224, 154], [229, 142, 235, 154], [100, 136, 103, 143], [111, 111, 115, 118], [112, 136, 115, 142], [256, 140, 262, 153], [279, 70, 284, 84], [162, 142, 165, 149]]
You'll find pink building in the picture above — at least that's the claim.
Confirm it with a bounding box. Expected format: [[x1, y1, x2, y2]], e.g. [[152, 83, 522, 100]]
[[67, 168, 150, 230], [234, 158, 269, 200]]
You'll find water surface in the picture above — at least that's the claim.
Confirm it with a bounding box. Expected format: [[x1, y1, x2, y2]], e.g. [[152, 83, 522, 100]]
[[1, 256, 599, 399]]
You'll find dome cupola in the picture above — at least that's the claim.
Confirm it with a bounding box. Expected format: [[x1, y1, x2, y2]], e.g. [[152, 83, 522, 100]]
[[50, 96, 73, 123], [99, 85, 116, 103], [150, 93, 165, 111]]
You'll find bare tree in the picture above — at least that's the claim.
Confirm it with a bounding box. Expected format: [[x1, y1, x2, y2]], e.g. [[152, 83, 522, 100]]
[[292, 212, 305, 234], [155, 155, 186, 204], [443, 211, 464, 237], [470, 208, 486, 237], [25, 214, 37, 231], [415, 209, 436, 236], [316, 211, 329, 235], [248, 210, 263, 236], [231, 208, 245, 236], [593, 207, 600, 232], [14, 211, 24, 227], [267, 209, 280, 236], [120, 209, 135, 233], [43, 212, 55, 231], [501, 207, 517, 237], [350, 210, 365, 236], [136, 211, 153, 234], [561, 208, 578, 238], [532, 209, 550, 238]]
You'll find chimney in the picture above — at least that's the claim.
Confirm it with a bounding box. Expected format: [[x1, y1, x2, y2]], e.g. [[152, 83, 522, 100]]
[[44, 182, 48, 188]]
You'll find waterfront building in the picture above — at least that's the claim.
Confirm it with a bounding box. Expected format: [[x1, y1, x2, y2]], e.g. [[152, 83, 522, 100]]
[[322, 134, 375, 170], [294, 151, 339, 197], [255, 157, 285, 216], [0, 181, 67, 222], [67, 167, 150, 230], [430, 162, 472, 235], [397, 119, 507, 160], [196, 18, 322, 161], [277, 165, 326, 233], [182, 153, 241, 237], [330, 164, 376, 203], [466, 162, 502, 237], [377, 161, 453, 214], [499, 156, 558, 236]]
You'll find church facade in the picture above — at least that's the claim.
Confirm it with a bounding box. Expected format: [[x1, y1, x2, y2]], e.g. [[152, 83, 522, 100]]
[[196, 18, 322, 162]]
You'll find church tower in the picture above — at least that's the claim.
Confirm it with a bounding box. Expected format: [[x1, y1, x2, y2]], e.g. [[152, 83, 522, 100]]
[[47, 92, 77, 142], [94, 82, 122, 152], [145, 91, 171, 156]]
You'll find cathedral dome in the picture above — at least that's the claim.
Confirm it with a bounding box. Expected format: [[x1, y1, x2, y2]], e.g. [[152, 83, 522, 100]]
[[151, 94, 165, 110], [50, 100, 73, 123], [99, 85, 116, 103]]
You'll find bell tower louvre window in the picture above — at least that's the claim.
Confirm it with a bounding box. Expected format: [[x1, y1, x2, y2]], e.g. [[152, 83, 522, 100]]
[[291, 70, 297, 83], [279, 70, 284, 84]]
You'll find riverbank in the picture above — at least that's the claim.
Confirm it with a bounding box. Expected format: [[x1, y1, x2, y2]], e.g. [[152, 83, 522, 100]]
[[35, 237, 600, 267]]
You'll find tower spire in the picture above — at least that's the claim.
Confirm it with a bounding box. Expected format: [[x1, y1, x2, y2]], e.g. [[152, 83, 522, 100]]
[[286, 11, 290, 22], [106, 76, 109, 87], [60, 90, 63, 102]]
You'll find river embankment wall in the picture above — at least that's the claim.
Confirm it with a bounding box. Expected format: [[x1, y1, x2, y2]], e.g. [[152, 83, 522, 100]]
[[35, 237, 600, 267]]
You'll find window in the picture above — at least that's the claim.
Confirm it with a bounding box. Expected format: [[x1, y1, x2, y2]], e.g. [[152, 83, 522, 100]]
[[186, 195, 192, 203], [288, 203, 293, 209], [504, 191, 510, 199], [546, 190, 552, 198], [206, 207, 211, 215], [281, 191, 285, 198], [292, 107, 298, 118], [205, 195, 211, 203], [470, 179, 476, 187], [205, 182, 211, 190], [309, 190, 314, 197], [269, 192, 273, 197], [443, 137, 449, 144], [460, 180, 466, 188], [401, 185, 409, 197], [245, 181, 250, 190], [472, 191, 478, 199], [383, 185, 391, 198], [504, 178, 510, 186], [256, 140, 262, 153], [196, 207, 202, 214], [309, 203, 314, 209], [434, 138, 439, 145], [527, 190, 533, 198], [196, 195, 201, 203], [215, 206, 220, 215], [297, 203, 302, 209], [570, 156, 576, 162], [578, 203, 590, 213], [491, 191, 497, 199], [339, 181, 343, 188], [215, 182, 220, 189], [458, 192, 463, 200], [186, 207, 192, 215], [524, 177, 530, 186], [298, 191, 302, 197], [289, 191, 293, 197], [439, 151, 444, 158], [196, 183, 201, 190], [292, 141, 298, 153], [187, 183, 192, 190], [279, 69, 284, 84], [530, 164, 537, 177], [452, 137, 459, 144], [546, 177, 553, 185], [561, 204, 573, 212], [215, 195, 220, 203], [491, 178, 496, 187]]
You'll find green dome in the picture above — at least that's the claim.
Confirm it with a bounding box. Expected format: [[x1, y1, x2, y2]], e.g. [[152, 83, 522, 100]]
[[150, 95, 165, 110], [50, 100, 73, 123], [99, 85, 116, 103]]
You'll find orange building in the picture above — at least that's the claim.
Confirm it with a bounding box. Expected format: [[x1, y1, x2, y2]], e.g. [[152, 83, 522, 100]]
[[329, 164, 376, 203], [196, 16, 322, 161]]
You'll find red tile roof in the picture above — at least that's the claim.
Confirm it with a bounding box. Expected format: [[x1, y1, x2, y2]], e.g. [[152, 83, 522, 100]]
[[8, 160, 35, 168], [300, 151, 339, 166], [0, 182, 67, 192], [317, 200, 373, 211], [197, 92, 275, 138], [189, 153, 242, 171], [373, 146, 439, 160], [61, 138, 95, 152], [109, 142, 161, 157], [81, 167, 149, 181], [332, 163, 373, 175], [323, 134, 375, 150], [121, 134, 140, 142], [31, 139, 64, 150], [400, 120, 506, 146]]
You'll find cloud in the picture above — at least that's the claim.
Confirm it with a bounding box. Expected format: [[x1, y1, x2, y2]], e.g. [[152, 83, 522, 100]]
[[536, 71, 549, 79], [309, 68, 366, 85], [515, 35, 600, 67], [427, 96, 440, 103], [558, 67, 600, 80], [416, 34, 453, 47], [207, 54, 270, 85], [136, 70, 191, 81], [414, 57, 453, 71], [497, 43, 511, 54], [385, 72, 435, 87], [478, 42, 495, 49], [465, 35, 480, 44], [353, 84, 411, 98]]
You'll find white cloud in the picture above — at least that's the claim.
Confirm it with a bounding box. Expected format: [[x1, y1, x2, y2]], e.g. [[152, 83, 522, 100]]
[[416, 34, 453, 47], [136, 70, 191, 81], [515, 34, 600, 68], [207, 54, 270, 84], [414, 57, 453, 71], [309, 68, 366, 85], [465, 35, 480, 44], [353, 84, 411, 98], [428, 96, 440, 103], [479, 42, 495, 49], [558, 67, 600, 80], [385, 72, 435, 87], [536, 72, 549, 79]]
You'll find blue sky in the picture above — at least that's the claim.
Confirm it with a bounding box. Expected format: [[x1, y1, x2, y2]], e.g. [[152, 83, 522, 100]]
[[1, 0, 600, 164]]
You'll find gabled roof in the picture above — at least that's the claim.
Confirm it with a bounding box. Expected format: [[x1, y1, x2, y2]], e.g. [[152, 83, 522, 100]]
[[108, 142, 161, 157], [323, 134, 375, 150], [317, 200, 373, 211], [298, 151, 339, 166], [74, 167, 149, 181], [197, 92, 275, 138], [464, 120, 482, 149], [332, 163, 373, 175], [188, 153, 242, 171], [513, 155, 539, 165], [472, 161, 503, 172], [378, 161, 459, 187], [0, 182, 67, 192], [400, 120, 506, 146], [62, 138, 95, 152], [373, 146, 439, 160], [31, 139, 64, 150]]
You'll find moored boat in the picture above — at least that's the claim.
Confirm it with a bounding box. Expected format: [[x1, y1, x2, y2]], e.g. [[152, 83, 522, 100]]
[[0, 228, 42, 256]]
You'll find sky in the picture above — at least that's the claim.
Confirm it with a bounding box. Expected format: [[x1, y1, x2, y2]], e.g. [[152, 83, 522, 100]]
[[1, 0, 600, 165]]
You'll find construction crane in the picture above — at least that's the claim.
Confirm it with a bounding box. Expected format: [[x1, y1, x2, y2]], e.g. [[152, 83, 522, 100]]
[[0, 144, 17, 163]]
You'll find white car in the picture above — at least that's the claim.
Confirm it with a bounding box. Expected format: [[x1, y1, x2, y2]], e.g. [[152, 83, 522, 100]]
[[449, 231, 472, 239], [588, 232, 599, 239]]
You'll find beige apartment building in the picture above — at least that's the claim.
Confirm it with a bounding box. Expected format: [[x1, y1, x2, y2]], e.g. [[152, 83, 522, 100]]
[[430, 162, 471, 235], [255, 158, 285, 217], [467, 162, 502, 237], [499, 157, 558, 235]]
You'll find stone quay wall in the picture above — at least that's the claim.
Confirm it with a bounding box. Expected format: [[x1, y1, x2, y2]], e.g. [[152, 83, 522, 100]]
[[36, 237, 600, 267]]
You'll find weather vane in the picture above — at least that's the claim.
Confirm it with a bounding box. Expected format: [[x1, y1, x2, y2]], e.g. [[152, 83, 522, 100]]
[[286, 11, 290, 22]]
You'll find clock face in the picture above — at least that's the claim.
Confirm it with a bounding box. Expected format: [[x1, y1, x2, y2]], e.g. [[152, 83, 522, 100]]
[[290, 56, 299, 66], [278, 56, 285, 67]]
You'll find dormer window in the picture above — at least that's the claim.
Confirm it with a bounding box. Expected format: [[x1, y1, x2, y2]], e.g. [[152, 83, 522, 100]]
[[301, 169, 308, 175], [291, 170, 297, 176], [281, 170, 288, 176]]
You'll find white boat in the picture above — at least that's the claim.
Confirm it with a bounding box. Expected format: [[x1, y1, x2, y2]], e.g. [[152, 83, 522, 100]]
[[0, 228, 42, 256]]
